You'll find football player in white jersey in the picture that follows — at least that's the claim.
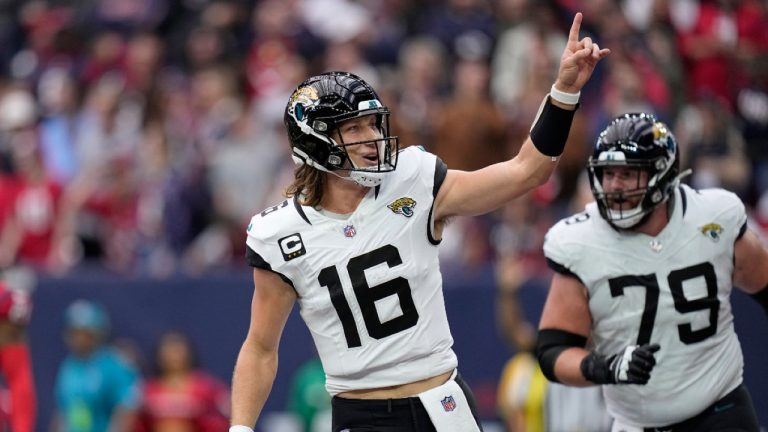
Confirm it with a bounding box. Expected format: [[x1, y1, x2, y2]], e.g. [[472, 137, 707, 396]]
[[536, 113, 768, 432], [229, 13, 610, 432]]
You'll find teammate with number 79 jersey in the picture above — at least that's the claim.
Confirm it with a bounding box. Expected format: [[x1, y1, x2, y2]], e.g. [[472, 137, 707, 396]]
[[537, 113, 768, 432]]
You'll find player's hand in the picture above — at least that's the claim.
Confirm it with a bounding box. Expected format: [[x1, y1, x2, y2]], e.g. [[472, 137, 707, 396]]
[[581, 343, 660, 385], [555, 12, 610, 94]]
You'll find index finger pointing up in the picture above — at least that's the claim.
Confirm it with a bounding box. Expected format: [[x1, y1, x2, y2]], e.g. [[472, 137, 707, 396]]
[[569, 12, 583, 42]]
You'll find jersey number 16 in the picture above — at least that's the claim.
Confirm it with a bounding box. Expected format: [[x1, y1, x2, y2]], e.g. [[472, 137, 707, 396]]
[[319, 245, 419, 348]]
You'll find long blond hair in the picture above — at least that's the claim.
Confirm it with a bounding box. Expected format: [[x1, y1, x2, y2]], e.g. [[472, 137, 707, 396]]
[[285, 165, 326, 207]]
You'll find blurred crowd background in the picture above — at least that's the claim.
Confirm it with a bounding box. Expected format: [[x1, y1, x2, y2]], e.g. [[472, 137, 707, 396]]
[[1, 0, 767, 279], [1, 0, 768, 430]]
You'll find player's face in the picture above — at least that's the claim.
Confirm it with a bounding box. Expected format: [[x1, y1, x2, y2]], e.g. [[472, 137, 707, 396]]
[[333, 114, 384, 169], [601, 166, 649, 210]]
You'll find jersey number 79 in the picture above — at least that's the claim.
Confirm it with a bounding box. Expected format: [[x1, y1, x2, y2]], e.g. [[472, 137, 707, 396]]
[[610, 262, 719, 345]]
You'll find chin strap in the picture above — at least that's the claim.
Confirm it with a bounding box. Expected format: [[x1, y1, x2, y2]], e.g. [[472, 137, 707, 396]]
[[676, 168, 693, 182], [292, 152, 388, 187], [607, 169, 692, 230]]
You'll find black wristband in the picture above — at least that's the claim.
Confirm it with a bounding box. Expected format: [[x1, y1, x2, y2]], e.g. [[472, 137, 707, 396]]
[[750, 284, 768, 315], [529, 96, 578, 157], [580, 351, 615, 384]]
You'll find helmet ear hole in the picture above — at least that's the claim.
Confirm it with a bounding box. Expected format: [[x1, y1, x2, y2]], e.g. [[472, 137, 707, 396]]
[[326, 147, 348, 169]]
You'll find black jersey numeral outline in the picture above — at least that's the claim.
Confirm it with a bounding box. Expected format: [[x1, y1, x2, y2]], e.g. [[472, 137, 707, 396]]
[[318, 244, 419, 348], [260, 200, 289, 217], [564, 212, 590, 225], [609, 262, 720, 345]]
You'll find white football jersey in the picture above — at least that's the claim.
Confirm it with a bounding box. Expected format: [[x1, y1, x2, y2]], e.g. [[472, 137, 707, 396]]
[[544, 184, 748, 427], [245, 146, 457, 395]]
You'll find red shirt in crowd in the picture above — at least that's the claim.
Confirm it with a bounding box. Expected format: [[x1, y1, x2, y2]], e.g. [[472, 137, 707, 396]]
[[139, 371, 229, 432]]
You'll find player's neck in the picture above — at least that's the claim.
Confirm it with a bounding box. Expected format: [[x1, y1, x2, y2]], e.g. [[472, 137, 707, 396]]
[[320, 175, 370, 214], [634, 197, 673, 237]]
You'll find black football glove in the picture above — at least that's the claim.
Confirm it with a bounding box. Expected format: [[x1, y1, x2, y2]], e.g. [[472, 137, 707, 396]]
[[580, 343, 660, 385]]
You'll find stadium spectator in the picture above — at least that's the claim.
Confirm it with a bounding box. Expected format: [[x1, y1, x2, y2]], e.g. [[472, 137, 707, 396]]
[[0, 278, 35, 432], [414, 0, 497, 62], [675, 97, 751, 196], [52, 299, 141, 432], [432, 58, 507, 172], [139, 330, 229, 432], [389, 36, 448, 149], [36, 66, 80, 185], [0, 87, 70, 272], [675, 0, 768, 108], [491, 0, 565, 111]]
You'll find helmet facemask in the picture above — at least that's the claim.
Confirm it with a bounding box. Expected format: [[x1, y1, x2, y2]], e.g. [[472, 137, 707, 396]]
[[325, 111, 399, 187], [588, 157, 673, 229]]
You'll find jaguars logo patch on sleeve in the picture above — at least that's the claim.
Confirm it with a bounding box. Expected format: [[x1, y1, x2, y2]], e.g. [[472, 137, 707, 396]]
[[700, 223, 723, 242]]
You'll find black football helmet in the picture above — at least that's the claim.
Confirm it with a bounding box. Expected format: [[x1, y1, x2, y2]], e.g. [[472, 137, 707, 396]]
[[587, 113, 679, 229], [284, 71, 399, 187]]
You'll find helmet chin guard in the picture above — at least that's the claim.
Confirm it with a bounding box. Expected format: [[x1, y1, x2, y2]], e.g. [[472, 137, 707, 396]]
[[291, 145, 395, 187], [348, 170, 391, 187], [604, 203, 649, 229]]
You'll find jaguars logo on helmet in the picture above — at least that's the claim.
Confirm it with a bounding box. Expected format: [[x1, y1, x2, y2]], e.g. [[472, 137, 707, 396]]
[[288, 86, 319, 121]]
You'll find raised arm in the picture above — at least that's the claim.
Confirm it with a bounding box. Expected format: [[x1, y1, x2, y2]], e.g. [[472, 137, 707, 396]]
[[230, 268, 297, 429], [433, 13, 610, 226]]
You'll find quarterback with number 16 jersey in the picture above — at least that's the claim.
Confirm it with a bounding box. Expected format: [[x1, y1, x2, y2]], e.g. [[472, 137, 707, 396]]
[[245, 146, 456, 395], [544, 183, 746, 426]]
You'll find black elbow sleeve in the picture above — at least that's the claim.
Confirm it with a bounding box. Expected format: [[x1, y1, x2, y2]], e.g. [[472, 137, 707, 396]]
[[536, 328, 588, 383]]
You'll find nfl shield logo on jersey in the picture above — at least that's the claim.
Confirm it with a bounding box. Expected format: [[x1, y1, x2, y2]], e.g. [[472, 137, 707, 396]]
[[343, 225, 356, 238], [441, 395, 456, 412]]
